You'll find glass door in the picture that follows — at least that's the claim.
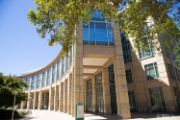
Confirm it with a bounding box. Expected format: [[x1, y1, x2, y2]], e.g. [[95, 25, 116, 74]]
[[108, 64, 117, 114], [86, 80, 92, 112], [95, 72, 104, 113]]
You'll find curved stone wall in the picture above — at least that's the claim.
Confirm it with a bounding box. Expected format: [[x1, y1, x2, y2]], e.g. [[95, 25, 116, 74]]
[[18, 47, 74, 92]]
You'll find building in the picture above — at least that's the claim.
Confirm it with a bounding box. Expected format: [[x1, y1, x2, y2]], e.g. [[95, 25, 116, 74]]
[[18, 11, 180, 119]]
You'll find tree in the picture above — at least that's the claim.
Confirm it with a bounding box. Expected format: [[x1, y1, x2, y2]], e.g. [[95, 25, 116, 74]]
[[28, 0, 180, 67], [0, 73, 27, 108]]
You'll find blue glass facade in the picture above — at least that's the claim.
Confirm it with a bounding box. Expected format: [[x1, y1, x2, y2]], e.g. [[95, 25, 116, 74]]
[[83, 11, 114, 45], [32, 75, 37, 90], [61, 58, 65, 77], [52, 65, 56, 83], [36, 73, 42, 88], [47, 68, 51, 85], [25, 76, 30, 90], [57, 60, 60, 80], [42, 71, 46, 87]]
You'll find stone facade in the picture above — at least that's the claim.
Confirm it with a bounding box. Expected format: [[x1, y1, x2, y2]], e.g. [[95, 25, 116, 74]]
[[18, 21, 180, 119]]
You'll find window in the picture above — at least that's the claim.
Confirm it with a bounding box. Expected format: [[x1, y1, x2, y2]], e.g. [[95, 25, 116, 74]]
[[167, 64, 176, 80], [57, 60, 60, 80], [95, 72, 104, 113], [149, 87, 166, 112], [138, 37, 154, 59], [128, 91, 137, 112], [173, 87, 180, 109], [83, 11, 114, 46], [86, 80, 92, 112], [42, 71, 46, 87], [36, 73, 41, 89], [23, 77, 28, 90], [26, 76, 31, 90], [125, 69, 133, 83], [69, 48, 73, 66], [52, 65, 56, 83], [121, 33, 132, 63], [108, 64, 117, 114], [32, 75, 37, 89], [91, 10, 105, 21], [175, 68, 180, 81], [30, 76, 32, 89], [145, 63, 159, 80], [61, 58, 65, 77], [65, 56, 68, 73], [47, 68, 51, 85]]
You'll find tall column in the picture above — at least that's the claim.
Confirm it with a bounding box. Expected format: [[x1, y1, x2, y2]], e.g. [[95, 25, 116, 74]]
[[27, 92, 31, 110], [67, 74, 72, 114], [84, 79, 87, 112], [112, 22, 131, 119], [48, 67, 53, 110], [27, 77, 32, 110], [54, 63, 58, 111], [65, 80, 68, 113], [33, 92, 37, 109], [58, 59, 62, 112], [102, 68, 111, 113], [58, 83, 62, 112], [71, 68, 75, 115], [38, 73, 43, 110], [38, 91, 42, 109], [48, 88, 53, 110], [72, 24, 84, 116], [54, 86, 57, 111], [92, 76, 96, 112], [63, 81, 67, 112], [60, 82, 63, 112]]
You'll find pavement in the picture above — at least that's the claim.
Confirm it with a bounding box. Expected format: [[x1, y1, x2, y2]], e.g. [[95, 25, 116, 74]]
[[20, 110, 180, 120]]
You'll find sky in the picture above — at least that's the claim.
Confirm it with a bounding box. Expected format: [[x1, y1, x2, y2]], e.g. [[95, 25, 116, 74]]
[[0, 0, 61, 75]]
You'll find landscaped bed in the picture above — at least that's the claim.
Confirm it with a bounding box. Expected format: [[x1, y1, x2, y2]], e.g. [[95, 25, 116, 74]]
[[0, 109, 28, 120]]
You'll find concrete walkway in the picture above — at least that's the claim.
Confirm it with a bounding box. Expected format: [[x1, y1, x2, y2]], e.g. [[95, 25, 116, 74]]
[[21, 110, 180, 120]]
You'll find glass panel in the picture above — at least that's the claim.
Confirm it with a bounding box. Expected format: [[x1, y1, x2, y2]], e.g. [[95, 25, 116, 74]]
[[86, 80, 92, 112], [89, 22, 95, 45], [32, 75, 37, 89], [57, 61, 60, 80], [95, 72, 104, 113], [128, 91, 137, 112], [47, 68, 51, 85], [145, 63, 159, 80], [108, 64, 117, 114], [95, 22, 108, 45], [126, 70, 133, 83], [91, 10, 105, 21], [138, 37, 154, 59], [83, 11, 114, 46], [173, 87, 180, 109], [149, 87, 166, 112], [83, 24, 89, 44], [62, 58, 65, 77], [167, 64, 176, 80], [52, 65, 56, 83], [36, 73, 42, 88], [121, 33, 132, 63], [42, 71, 46, 87]]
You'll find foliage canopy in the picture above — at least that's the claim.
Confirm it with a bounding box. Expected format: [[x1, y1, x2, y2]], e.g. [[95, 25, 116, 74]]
[[0, 73, 27, 108], [28, 0, 180, 67]]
